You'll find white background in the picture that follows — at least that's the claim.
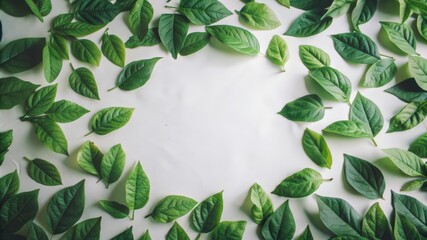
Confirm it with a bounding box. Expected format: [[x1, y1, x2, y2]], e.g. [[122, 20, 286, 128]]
[[1, 0, 426, 239]]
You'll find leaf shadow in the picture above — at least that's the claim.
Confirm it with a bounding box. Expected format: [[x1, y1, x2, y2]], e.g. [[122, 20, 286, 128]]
[[304, 75, 337, 102], [357, 65, 370, 88], [303, 201, 332, 236], [411, 20, 427, 45], [395, 61, 411, 83], [107, 166, 132, 204], [376, 0, 399, 15], [340, 165, 364, 197], [376, 28, 408, 57], [372, 157, 409, 177]]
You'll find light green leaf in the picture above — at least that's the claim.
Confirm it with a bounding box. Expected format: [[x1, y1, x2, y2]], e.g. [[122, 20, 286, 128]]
[[387, 101, 427, 133], [363, 58, 397, 87], [278, 94, 325, 122], [309, 66, 352, 102], [351, 0, 377, 30], [408, 55, 427, 91], [71, 39, 101, 66], [417, 15, 427, 41], [42, 45, 62, 83], [302, 128, 332, 169], [101, 30, 125, 67], [248, 183, 273, 224], [146, 195, 197, 223], [266, 35, 289, 69], [205, 25, 260, 55], [299, 45, 330, 71], [115, 58, 161, 91], [322, 0, 354, 19], [69, 66, 100, 100], [237, 2, 281, 30], [26, 157, 62, 186], [179, 32, 210, 56], [380, 21, 417, 55], [166, 222, 190, 240], [361, 202, 392, 240], [46, 100, 89, 123], [392, 191, 427, 237], [323, 120, 373, 138], [212, 221, 246, 240], [350, 92, 383, 137], [62, 217, 101, 240], [101, 144, 126, 188], [394, 213, 422, 240], [408, 132, 427, 158], [126, 161, 150, 213], [77, 140, 103, 176], [177, 0, 232, 25], [401, 179, 427, 191], [89, 107, 134, 135], [382, 148, 427, 177]]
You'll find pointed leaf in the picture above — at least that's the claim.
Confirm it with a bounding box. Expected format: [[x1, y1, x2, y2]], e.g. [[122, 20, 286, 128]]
[[69, 66, 100, 100], [178, 0, 232, 25], [248, 183, 273, 224], [332, 32, 380, 64], [309, 66, 352, 102], [158, 14, 188, 59], [205, 25, 260, 55], [147, 195, 197, 223], [101, 31, 125, 67], [302, 128, 332, 169], [116, 58, 161, 91], [126, 161, 150, 210], [261, 200, 295, 240], [89, 107, 134, 135], [285, 9, 332, 37], [32, 117, 68, 155], [191, 191, 223, 233], [299, 45, 330, 71], [99, 200, 129, 219], [27, 157, 62, 186]]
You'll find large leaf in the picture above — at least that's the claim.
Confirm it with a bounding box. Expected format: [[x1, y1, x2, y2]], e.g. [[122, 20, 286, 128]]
[[211, 221, 246, 240], [385, 78, 427, 103], [248, 183, 273, 224], [126, 161, 150, 215], [158, 14, 188, 59], [146, 195, 197, 223], [363, 58, 397, 87], [350, 92, 383, 137], [302, 128, 332, 169], [261, 200, 295, 240], [278, 94, 326, 122], [191, 191, 223, 233], [128, 0, 153, 40], [309, 66, 352, 102], [72, 0, 119, 25], [298, 45, 330, 71], [46, 100, 90, 123], [322, 0, 354, 19], [285, 9, 332, 37], [26, 157, 62, 186], [101, 30, 125, 67], [408, 56, 427, 91], [332, 32, 380, 64], [392, 191, 427, 237], [31, 117, 68, 155], [0, 190, 39, 233], [115, 58, 161, 91], [25, 84, 57, 117], [382, 148, 427, 177], [52, 22, 105, 38], [205, 25, 260, 55], [0, 37, 45, 73], [387, 101, 427, 133], [362, 202, 392, 240], [237, 2, 281, 30], [25, 0, 51, 22], [380, 21, 417, 55], [89, 107, 134, 135], [101, 144, 126, 188], [178, 0, 232, 25], [62, 217, 101, 240]]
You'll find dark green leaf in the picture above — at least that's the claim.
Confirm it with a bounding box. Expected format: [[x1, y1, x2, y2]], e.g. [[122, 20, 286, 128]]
[[126, 161, 150, 212], [72, 0, 119, 25], [77, 140, 103, 176], [52, 22, 105, 38], [284, 9, 332, 37], [71, 39, 101, 66], [46, 100, 89, 123], [237, 2, 281, 30], [99, 200, 129, 218], [51, 13, 74, 28], [297, 226, 314, 240], [290, 0, 333, 10], [125, 28, 160, 48], [211, 221, 246, 240], [278, 94, 325, 122], [42, 45, 62, 83], [417, 15, 427, 41], [27, 222, 48, 240], [309, 66, 352, 102], [387, 101, 427, 133], [0, 0, 31, 17], [191, 191, 223, 232], [299, 45, 330, 71], [25, 0, 51, 22], [101, 30, 125, 67], [0, 170, 19, 205], [25, 84, 57, 117], [350, 92, 383, 137], [266, 35, 289, 69], [0, 130, 13, 165], [272, 168, 328, 198], [46, 180, 85, 234], [351, 0, 377, 30], [315, 194, 362, 236], [0, 77, 39, 109], [115, 58, 161, 91], [50, 34, 69, 60], [343, 154, 385, 199], [409, 132, 427, 158], [166, 222, 189, 240], [114, 0, 136, 12], [261, 200, 295, 240], [177, 0, 232, 25], [179, 32, 210, 56], [392, 191, 427, 237], [31, 117, 68, 155], [205, 25, 260, 55], [362, 202, 391, 240], [302, 128, 332, 169], [0, 190, 39, 233], [385, 78, 427, 103], [62, 217, 101, 240], [146, 195, 197, 223], [323, 120, 373, 138], [139, 230, 151, 240], [248, 183, 273, 224], [89, 107, 134, 135], [382, 148, 427, 177], [363, 58, 397, 87], [408, 56, 427, 91], [332, 32, 380, 64], [159, 14, 188, 59], [322, 0, 354, 19], [380, 21, 417, 55], [101, 144, 126, 188], [394, 213, 422, 240], [27, 157, 62, 186], [128, 0, 153, 40], [0, 37, 45, 73], [112, 226, 133, 240], [69, 66, 100, 100]]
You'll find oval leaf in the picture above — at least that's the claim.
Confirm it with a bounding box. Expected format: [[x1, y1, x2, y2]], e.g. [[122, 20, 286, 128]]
[[278, 94, 325, 122], [363, 58, 397, 87], [146, 195, 197, 223], [309, 66, 352, 102], [191, 191, 223, 233], [332, 32, 380, 64], [299, 45, 330, 71], [237, 2, 281, 30], [302, 128, 332, 169], [178, 0, 232, 25], [285, 9, 332, 37], [27, 157, 62, 186], [205, 25, 260, 55], [99, 200, 129, 219], [272, 168, 328, 198], [89, 107, 134, 135], [69, 66, 100, 100], [158, 14, 188, 59], [101, 144, 126, 188], [116, 58, 161, 91]]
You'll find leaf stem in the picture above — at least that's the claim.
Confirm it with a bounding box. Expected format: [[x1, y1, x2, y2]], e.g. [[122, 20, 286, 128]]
[[70, 63, 75, 71], [164, 5, 178, 9], [324, 106, 333, 109], [195, 233, 202, 240], [23, 157, 31, 162], [144, 213, 152, 218], [84, 131, 94, 137], [324, 178, 333, 182], [371, 138, 378, 147], [259, 52, 266, 57], [379, 53, 395, 60], [131, 209, 135, 220], [280, 65, 286, 72], [107, 86, 118, 92]]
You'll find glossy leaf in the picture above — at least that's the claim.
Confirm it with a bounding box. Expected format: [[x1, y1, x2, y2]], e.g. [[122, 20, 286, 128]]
[[322, 0, 354, 19], [178, 0, 232, 25], [392, 191, 427, 237], [248, 183, 273, 224], [408, 55, 427, 91], [361, 202, 391, 240], [0, 130, 13, 165], [69, 66, 100, 100], [309, 66, 351, 102], [146, 195, 197, 223], [27, 222, 48, 240], [266, 35, 289, 69], [385, 78, 427, 103], [285, 10, 332, 37], [43, 44, 62, 83], [332, 32, 380, 64], [126, 161, 150, 212], [350, 92, 383, 137], [191, 191, 223, 233], [72, 0, 119, 25], [387, 101, 427, 133], [409, 132, 427, 158], [25, 84, 57, 117], [302, 128, 332, 169], [77, 141, 103, 176], [261, 200, 295, 240], [0, 37, 45, 73], [31, 117, 68, 155], [62, 217, 101, 240], [115, 58, 161, 91], [0, 77, 39, 109], [101, 144, 126, 188], [179, 32, 210, 56], [46, 100, 89, 123], [237, 2, 281, 30], [380, 21, 417, 55], [363, 58, 397, 87], [52, 22, 105, 38], [46, 180, 85, 234], [71, 39, 101, 66], [0, 190, 39, 233], [382, 148, 427, 177], [315, 195, 362, 236], [128, 0, 153, 40], [89, 107, 134, 135], [101, 30, 125, 67], [27, 157, 62, 186], [111, 226, 133, 240], [158, 14, 188, 59], [99, 200, 129, 218], [343, 154, 385, 199], [351, 0, 377, 30], [299, 45, 330, 71], [205, 25, 260, 55], [166, 222, 189, 240], [212, 221, 246, 240], [0, 170, 19, 205], [272, 168, 328, 198], [323, 120, 373, 138], [278, 94, 325, 122]]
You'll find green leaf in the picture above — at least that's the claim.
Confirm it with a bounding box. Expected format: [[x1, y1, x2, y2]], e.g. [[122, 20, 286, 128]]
[[139, 230, 151, 240], [125, 28, 160, 48], [114, 0, 136, 12], [72, 0, 119, 25], [101, 144, 126, 188], [408, 56, 427, 91], [290, 0, 333, 10], [315, 194, 362, 236], [237, 2, 281, 30], [111, 226, 133, 240], [272, 168, 329, 198], [0, 77, 39, 109], [50, 34, 69, 60], [159, 14, 188, 59], [0, 0, 31, 17], [0, 130, 13, 165], [380, 21, 417, 55], [42, 45, 62, 83], [115, 58, 161, 91], [323, 120, 373, 138], [62, 217, 101, 240], [296, 226, 314, 240], [322, 0, 354, 19], [69, 66, 100, 100], [51, 13, 74, 28], [46, 100, 89, 123], [361, 202, 392, 240], [128, 0, 153, 40], [302, 128, 332, 169], [261, 200, 295, 240], [392, 191, 427, 237], [278, 94, 325, 122], [25, 84, 57, 117], [211, 221, 246, 240], [298, 45, 330, 71], [166, 222, 190, 240], [409, 132, 427, 158], [401, 179, 427, 191], [25, 0, 51, 22], [284, 9, 332, 37], [394, 212, 422, 240], [71, 39, 101, 66], [0, 190, 39, 233], [99, 200, 129, 219], [405, 0, 427, 16], [343, 154, 385, 199], [387, 101, 427, 133], [332, 32, 380, 64], [190, 191, 223, 233], [27, 222, 48, 240], [363, 58, 397, 87], [101, 30, 125, 67], [46, 180, 85, 234], [417, 15, 427, 41], [309, 66, 352, 102], [77, 141, 103, 176], [179, 32, 210, 56], [0, 170, 19, 205], [52, 22, 105, 38], [89, 107, 134, 135], [398, 0, 412, 23], [205, 25, 260, 55], [26, 157, 62, 186], [126, 161, 150, 212], [31, 117, 68, 155], [385, 78, 427, 103], [351, 0, 377, 30], [177, 0, 232, 25], [0, 37, 45, 73], [382, 148, 427, 177], [350, 92, 383, 137], [248, 183, 273, 224], [266, 35, 289, 69], [276, 0, 290, 8], [146, 195, 197, 223]]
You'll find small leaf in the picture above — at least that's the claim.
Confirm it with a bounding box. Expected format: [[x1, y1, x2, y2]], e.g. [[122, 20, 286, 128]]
[[276, 0, 290, 8], [116, 58, 161, 91], [26, 157, 62, 186], [211, 221, 246, 240], [179, 32, 210, 56], [71, 39, 101, 66], [0, 77, 39, 109], [177, 0, 232, 25], [363, 58, 397, 87], [385, 78, 427, 103], [266, 35, 289, 69], [382, 148, 427, 177], [361, 202, 392, 240], [408, 55, 427, 91], [261, 200, 295, 240], [31, 117, 68, 155], [0, 170, 19, 205], [278, 94, 325, 122], [0, 37, 45, 73], [25, 84, 57, 117], [128, 0, 153, 40], [332, 32, 380, 64], [158, 14, 188, 59], [146, 195, 197, 223], [309, 66, 352, 102], [284, 9, 332, 37], [77, 140, 103, 176], [139, 230, 151, 240], [323, 120, 373, 138], [237, 2, 281, 30], [387, 101, 427, 133], [46, 100, 90, 123], [51, 13, 74, 28], [99, 200, 129, 219], [43, 44, 62, 83], [190, 191, 223, 233], [302, 128, 332, 169], [392, 191, 427, 237], [166, 222, 189, 240], [248, 183, 273, 224], [62, 217, 101, 240], [89, 107, 134, 135], [126, 161, 150, 213], [0, 190, 39, 233], [101, 144, 126, 188], [408, 132, 427, 158], [380, 21, 417, 55], [101, 30, 126, 67], [350, 92, 384, 137], [299, 45, 330, 71], [69, 66, 100, 100], [205, 25, 260, 55], [125, 28, 160, 48]]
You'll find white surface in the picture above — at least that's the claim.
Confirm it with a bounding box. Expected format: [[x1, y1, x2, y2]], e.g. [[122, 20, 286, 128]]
[[1, 0, 426, 239]]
